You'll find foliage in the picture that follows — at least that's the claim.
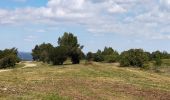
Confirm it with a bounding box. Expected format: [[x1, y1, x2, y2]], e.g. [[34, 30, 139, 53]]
[[58, 32, 84, 64], [32, 43, 54, 63], [86, 47, 119, 63], [151, 50, 170, 60], [93, 50, 104, 62], [154, 57, 162, 66], [0, 48, 20, 69], [32, 45, 40, 61], [102, 47, 119, 63], [86, 52, 94, 61], [49, 46, 68, 65], [32, 32, 84, 65], [120, 49, 149, 67]]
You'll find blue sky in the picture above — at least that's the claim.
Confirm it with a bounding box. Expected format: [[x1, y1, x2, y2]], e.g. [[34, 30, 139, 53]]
[[0, 0, 170, 53]]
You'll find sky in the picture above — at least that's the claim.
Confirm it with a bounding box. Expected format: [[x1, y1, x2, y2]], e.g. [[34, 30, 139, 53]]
[[0, 0, 170, 53]]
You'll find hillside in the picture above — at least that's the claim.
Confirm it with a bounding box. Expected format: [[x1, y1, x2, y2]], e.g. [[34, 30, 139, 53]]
[[0, 61, 170, 100]]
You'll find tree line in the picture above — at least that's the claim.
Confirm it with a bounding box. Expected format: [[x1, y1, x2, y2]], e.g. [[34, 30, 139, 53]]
[[87, 48, 170, 68], [32, 32, 170, 68], [1, 32, 170, 69]]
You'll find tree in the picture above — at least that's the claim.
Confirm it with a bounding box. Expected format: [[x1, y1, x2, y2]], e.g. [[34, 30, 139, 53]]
[[93, 50, 104, 62], [32, 43, 53, 63], [86, 52, 94, 61], [32, 45, 40, 61], [58, 32, 83, 64], [86, 47, 119, 63], [151, 50, 170, 60], [102, 47, 119, 63], [0, 48, 20, 69], [49, 46, 68, 65], [0, 55, 17, 68], [120, 49, 149, 67], [155, 57, 162, 66]]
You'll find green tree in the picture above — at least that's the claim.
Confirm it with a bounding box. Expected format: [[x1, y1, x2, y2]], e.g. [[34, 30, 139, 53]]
[[32, 45, 40, 61], [120, 49, 149, 67], [0, 48, 20, 69], [93, 50, 104, 62], [49, 46, 68, 65], [32, 43, 53, 63], [86, 52, 94, 61], [58, 32, 84, 64], [151, 50, 170, 60], [102, 47, 119, 63]]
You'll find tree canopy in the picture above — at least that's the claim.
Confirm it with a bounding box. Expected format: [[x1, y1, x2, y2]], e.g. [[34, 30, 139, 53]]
[[58, 32, 84, 64], [86, 47, 119, 63], [0, 48, 20, 69], [32, 32, 84, 65], [120, 49, 149, 67]]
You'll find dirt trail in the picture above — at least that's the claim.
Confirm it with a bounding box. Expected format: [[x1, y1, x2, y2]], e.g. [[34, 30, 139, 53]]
[[0, 69, 12, 73], [22, 61, 37, 68], [0, 61, 37, 72]]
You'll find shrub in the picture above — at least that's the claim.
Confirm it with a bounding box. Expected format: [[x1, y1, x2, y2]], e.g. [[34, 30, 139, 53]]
[[49, 46, 68, 65], [86, 52, 94, 61], [87, 47, 119, 63], [32, 43, 54, 63], [93, 54, 104, 62], [0, 48, 19, 69], [71, 50, 80, 64], [93, 50, 104, 62], [120, 49, 149, 67], [0, 55, 17, 69], [104, 55, 118, 63]]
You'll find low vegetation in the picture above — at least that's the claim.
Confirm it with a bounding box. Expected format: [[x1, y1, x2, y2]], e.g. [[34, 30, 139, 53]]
[[0, 48, 20, 69], [87, 47, 119, 63], [120, 49, 149, 67]]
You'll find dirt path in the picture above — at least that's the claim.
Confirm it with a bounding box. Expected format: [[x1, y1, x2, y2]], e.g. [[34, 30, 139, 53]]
[[22, 61, 37, 68], [0, 61, 37, 72], [0, 69, 12, 73]]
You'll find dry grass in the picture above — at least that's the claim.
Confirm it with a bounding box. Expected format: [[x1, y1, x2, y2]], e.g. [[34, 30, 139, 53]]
[[0, 61, 170, 100]]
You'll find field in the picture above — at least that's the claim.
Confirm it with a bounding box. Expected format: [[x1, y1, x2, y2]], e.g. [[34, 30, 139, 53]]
[[0, 61, 170, 100]]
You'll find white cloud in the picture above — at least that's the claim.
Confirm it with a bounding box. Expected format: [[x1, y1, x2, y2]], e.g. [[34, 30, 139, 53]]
[[160, 0, 170, 5], [108, 4, 126, 13], [0, 0, 170, 40]]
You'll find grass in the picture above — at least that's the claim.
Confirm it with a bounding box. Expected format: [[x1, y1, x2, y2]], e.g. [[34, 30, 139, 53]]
[[0, 61, 170, 100]]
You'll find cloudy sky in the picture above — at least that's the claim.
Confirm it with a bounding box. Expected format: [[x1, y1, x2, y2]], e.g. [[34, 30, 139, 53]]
[[0, 0, 170, 53]]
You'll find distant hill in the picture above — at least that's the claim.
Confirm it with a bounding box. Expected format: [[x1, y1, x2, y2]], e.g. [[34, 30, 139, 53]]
[[18, 52, 33, 61]]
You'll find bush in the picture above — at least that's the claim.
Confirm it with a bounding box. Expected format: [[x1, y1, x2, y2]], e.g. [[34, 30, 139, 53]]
[[93, 50, 104, 62], [102, 47, 119, 63], [0, 48, 19, 69], [71, 51, 80, 64], [49, 46, 68, 65], [93, 54, 104, 62], [86, 47, 119, 63], [0, 55, 17, 69], [86, 52, 94, 61], [104, 55, 118, 63], [32, 43, 54, 63], [120, 49, 149, 67]]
